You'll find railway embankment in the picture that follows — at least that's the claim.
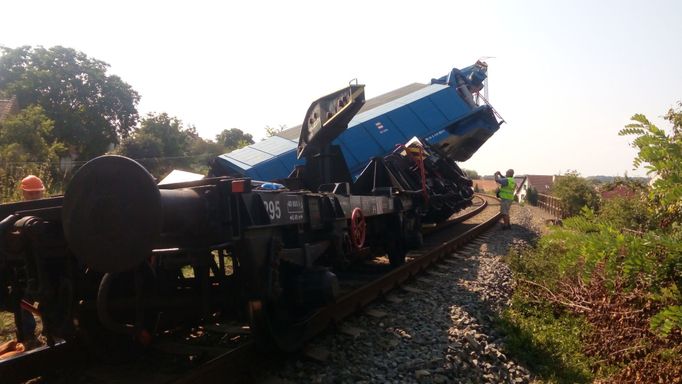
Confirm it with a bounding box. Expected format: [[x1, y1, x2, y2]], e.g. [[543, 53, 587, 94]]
[[256, 204, 555, 383]]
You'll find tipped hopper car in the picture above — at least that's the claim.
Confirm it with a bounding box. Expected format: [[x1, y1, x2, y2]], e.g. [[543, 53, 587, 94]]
[[0, 62, 502, 353]]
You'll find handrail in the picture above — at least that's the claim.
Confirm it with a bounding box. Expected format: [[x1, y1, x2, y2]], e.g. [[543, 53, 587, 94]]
[[536, 193, 564, 219]]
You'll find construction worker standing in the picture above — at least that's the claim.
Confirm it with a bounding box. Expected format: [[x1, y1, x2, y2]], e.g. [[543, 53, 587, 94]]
[[0, 175, 46, 358], [495, 169, 516, 229], [20, 175, 45, 200]]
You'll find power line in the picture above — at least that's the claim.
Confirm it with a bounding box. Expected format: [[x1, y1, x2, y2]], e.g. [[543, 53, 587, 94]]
[[0, 153, 220, 166]]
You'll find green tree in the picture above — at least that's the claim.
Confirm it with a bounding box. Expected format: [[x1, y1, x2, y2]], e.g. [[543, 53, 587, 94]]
[[186, 134, 226, 175], [264, 124, 287, 138], [0, 105, 65, 201], [115, 113, 190, 177], [0, 46, 140, 159], [462, 169, 480, 179], [552, 171, 600, 217], [620, 103, 682, 229], [616, 102, 682, 336], [526, 186, 539, 206], [216, 128, 254, 150], [0, 105, 65, 163]]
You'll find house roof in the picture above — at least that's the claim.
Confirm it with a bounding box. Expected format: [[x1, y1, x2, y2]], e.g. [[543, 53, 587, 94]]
[[0, 97, 18, 122], [525, 175, 555, 193], [514, 176, 527, 195], [600, 184, 637, 199]]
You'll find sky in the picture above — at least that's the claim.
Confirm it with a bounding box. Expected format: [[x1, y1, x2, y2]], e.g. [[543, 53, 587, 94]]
[[1, 0, 681, 177]]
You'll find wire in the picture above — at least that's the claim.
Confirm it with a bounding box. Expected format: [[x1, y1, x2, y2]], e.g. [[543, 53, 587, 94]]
[[0, 153, 217, 166]]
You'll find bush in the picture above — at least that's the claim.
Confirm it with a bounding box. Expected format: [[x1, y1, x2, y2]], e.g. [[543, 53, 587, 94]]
[[598, 195, 650, 231], [526, 186, 539, 206], [552, 172, 600, 217], [0, 162, 60, 203]]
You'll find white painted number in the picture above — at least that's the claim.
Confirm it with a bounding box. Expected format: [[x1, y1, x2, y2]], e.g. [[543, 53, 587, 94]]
[[264, 200, 281, 220]]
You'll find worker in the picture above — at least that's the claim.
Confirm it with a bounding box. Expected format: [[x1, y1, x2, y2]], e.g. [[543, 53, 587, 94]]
[[494, 169, 516, 229], [3, 176, 46, 355], [20, 175, 45, 200]]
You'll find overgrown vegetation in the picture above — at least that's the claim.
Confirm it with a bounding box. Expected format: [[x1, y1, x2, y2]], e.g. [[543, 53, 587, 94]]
[[526, 186, 539, 206], [551, 171, 600, 217], [500, 102, 682, 383]]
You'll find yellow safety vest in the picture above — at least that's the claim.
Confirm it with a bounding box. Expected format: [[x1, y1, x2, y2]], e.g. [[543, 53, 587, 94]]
[[499, 177, 516, 200]]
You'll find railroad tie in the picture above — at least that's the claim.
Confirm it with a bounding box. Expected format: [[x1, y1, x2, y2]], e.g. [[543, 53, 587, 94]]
[[338, 325, 364, 338], [402, 286, 425, 294], [303, 345, 330, 363], [364, 308, 387, 318], [385, 295, 404, 304]]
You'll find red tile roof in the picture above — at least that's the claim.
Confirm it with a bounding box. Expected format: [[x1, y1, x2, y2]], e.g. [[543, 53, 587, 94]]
[[601, 184, 637, 199], [0, 97, 18, 122], [525, 175, 555, 193]]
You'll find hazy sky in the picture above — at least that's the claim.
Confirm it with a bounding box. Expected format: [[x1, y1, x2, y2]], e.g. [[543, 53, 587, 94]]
[[2, 0, 681, 176]]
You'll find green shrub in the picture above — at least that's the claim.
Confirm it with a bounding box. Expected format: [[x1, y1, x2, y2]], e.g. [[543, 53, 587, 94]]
[[552, 172, 600, 217], [598, 195, 650, 231], [526, 186, 539, 206]]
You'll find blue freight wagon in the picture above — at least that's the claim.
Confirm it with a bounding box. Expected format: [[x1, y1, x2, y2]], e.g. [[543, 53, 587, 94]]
[[212, 61, 502, 181]]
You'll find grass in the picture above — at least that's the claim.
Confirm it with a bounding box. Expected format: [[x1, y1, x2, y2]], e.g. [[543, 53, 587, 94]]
[[495, 297, 595, 384]]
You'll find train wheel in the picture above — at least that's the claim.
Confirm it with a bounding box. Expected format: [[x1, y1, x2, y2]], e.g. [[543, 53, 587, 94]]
[[404, 214, 424, 249], [248, 299, 308, 352], [350, 208, 366, 250], [387, 214, 406, 266], [96, 263, 157, 344], [247, 236, 309, 352]]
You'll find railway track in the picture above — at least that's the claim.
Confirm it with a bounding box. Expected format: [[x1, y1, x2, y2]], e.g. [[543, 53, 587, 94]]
[[0, 195, 500, 384]]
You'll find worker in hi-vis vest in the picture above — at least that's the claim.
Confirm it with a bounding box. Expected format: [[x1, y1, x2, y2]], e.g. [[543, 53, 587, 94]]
[[494, 169, 516, 229]]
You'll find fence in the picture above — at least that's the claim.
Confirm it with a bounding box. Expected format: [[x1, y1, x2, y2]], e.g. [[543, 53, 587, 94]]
[[536, 193, 564, 219]]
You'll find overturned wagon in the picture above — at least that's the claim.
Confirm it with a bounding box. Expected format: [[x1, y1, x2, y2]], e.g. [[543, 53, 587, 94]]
[[0, 62, 503, 352]]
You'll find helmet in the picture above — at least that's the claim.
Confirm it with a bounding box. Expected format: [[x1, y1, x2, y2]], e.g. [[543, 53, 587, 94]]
[[20, 175, 45, 192], [505, 169, 514, 177]]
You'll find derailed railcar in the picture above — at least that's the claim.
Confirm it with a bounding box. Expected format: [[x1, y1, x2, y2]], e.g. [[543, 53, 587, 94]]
[[0, 64, 503, 353], [0, 84, 421, 352]]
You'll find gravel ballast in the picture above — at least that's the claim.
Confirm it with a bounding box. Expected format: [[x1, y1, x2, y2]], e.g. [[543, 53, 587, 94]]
[[257, 203, 556, 383]]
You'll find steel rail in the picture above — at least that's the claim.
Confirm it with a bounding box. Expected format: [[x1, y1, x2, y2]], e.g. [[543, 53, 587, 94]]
[[1, 195, 498, 384], [172, 195, 499, 384]]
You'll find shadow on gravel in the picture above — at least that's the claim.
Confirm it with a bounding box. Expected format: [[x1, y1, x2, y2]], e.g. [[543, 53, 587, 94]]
[[492, 310, 593, 384], [417, 221, 542, 382], [454, 220, 591, 384]]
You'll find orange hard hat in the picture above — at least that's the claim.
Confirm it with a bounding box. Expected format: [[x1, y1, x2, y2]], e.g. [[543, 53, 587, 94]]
[[20, 175, 45, 192]]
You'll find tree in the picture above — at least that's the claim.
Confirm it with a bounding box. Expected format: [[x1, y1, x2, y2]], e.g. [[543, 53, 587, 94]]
[[0, 105, 64, 163], [215, 128, 254, 150], [115, 113, 190, 177], [619, 102, 682, 338], [264, 124, 287, 138], [0, 105, 65, 201], [619, 102, 682, 229], [526, 186, 539, 206], [462, 169, 480, 179], [186, 138, 225, 175], [551, 171, 600, 217], [0, 46, 140, 160]]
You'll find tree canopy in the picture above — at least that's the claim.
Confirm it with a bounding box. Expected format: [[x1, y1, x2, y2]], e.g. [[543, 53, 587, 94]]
[[551, 171, 600, 217], [264, 124, 287, 138], [620, 101, 682, 229], [0, 46, 140, 159], [116, 113, 194, 177], [215, 128, 254, 150], [0, 105, 64, 164], [115, 113, 244, 178], [462, 169, 480, 179]]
